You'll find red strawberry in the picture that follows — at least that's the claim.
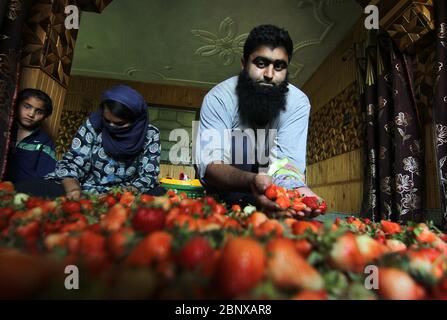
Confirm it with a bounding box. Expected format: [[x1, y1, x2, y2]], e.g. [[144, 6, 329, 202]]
[[62, 201, 81, 215], [132, 207, 166, 233], [103, 195, 117, 207], [318, 200, 327, 214], [292, 221, 320, 235], [264, 185, 278, 200], [254, 219, 284, 237], [212, 204, 227, 215], [378, 268, 426, 300], [177, 236, 214, 270], [100, 204, 128, 232], [291, 290, 328, 300], [301, 196, 319, 210], [79, 199, 93, 212], [329, 233, 364, 273], [414, 224, 438, 244], [79, 230, 106, 257], [15, 221, 41, 242], [295, 239, 313, 258], [408, 248, 446, 280], [385, 239, 407, 252], [125, 231, 172, 267], [231, 204, 241, 212], [0, 181, 14, 193], [216, 237, 266, 298], [380, 220, 402, 235], [355, 234, 388, 263], [275, 196, 290, 210], [107, 228, 135, 260], [44, 233, 68, 251], [266, 238, 323, 291], [245, 212, 268, 228]]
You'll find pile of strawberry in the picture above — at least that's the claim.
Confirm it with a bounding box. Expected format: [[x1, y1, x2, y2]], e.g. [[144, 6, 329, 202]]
[[1, 181, 447, 300], [264, 184, 327, 213]]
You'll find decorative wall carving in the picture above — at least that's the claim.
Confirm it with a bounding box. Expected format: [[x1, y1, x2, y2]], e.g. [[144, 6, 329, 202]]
[[386, 0, 435, 53], [307, 82, 363, 165], [21, 0, 78, 88]]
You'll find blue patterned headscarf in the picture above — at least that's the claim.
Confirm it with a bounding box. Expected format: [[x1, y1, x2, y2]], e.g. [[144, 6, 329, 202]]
[[89, 85, 149, 159]]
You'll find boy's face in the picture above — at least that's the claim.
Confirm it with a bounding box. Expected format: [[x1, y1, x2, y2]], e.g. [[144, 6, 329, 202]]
[[17, 97, 47, 130]]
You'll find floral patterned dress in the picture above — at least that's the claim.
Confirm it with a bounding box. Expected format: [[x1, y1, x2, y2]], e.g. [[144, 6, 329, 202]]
[[47, 119, 161, 194]]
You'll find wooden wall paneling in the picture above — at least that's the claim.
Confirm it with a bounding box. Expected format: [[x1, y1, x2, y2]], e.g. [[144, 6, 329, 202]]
[[65, 76, 208, 112], [307, 149, 363, 213], [312, 181, 363, 214]]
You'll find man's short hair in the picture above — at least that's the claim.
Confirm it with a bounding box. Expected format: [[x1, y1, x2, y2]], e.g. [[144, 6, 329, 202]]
[[243, 24, 293, 64], [16, 88, 53, 117]]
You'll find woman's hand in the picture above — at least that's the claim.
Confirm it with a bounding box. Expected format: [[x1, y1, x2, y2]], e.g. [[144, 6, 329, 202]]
[[62, 178, 82, 201]]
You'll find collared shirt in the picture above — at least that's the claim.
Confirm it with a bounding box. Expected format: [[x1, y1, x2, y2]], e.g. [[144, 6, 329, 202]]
[[194, 76, 310, 187], [46, 119, 161, 194], [6, 127, 56, 184]]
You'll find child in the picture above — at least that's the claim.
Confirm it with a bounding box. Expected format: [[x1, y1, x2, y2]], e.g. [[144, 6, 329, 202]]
[[5, 88, 56, 184]]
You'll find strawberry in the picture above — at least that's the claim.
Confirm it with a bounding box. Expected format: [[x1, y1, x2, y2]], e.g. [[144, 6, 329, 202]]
[[132, 207, 166, 233], [380, 220, 402, 235], [264, 185, 278, 200], [266, 238, 323, 291], [79, 199, 93, 212], [79, 230, 106, 257], [212, 204, 227, 215], [329, 233, 365, 273], [125, 231, 172, 267], [291, 290, 328, 300], [254, 219, 284, 237], [245, 212, 268, 229], [292, 200, 306, 212], [0, 207, 14, 230], [119, 191, 135, 207], [61, 201, 81, 215], [231, 204, 241, 212], [15, 220, 40, 239], [177, 236, 214, 270], [292, 221, 320, 235], [355, 234, 388, 263], [385, 239, 407, 252], [275, 196, 290, 210], [378, 268, 426, 300], [318, 200, 327, 214], [140, 194, 154, 204], [103, 195, 117, 207], [0, 181, 14, 193], [216, 237, 266, 298], [301, 196, 319, 210], [295, 239, 313, 258], [107, 228, 135, 260], [44, 233, 68, 251], [408, 248, 446, 280], [414, 224, 438, 244], [100, 204, 128, 232]]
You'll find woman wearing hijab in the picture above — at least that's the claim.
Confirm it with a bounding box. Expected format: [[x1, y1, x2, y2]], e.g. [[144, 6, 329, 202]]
[[45, 84, 161, 200]]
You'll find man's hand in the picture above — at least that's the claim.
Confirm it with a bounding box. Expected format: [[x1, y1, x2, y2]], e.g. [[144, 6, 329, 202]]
[[250, 174, 278, 214]]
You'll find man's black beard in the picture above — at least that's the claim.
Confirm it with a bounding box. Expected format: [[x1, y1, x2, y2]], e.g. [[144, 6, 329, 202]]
[[236, 69, 289, 128]]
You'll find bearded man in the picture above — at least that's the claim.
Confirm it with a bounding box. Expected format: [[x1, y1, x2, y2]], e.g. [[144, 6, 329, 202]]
[[195, 24, 322, 219]]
